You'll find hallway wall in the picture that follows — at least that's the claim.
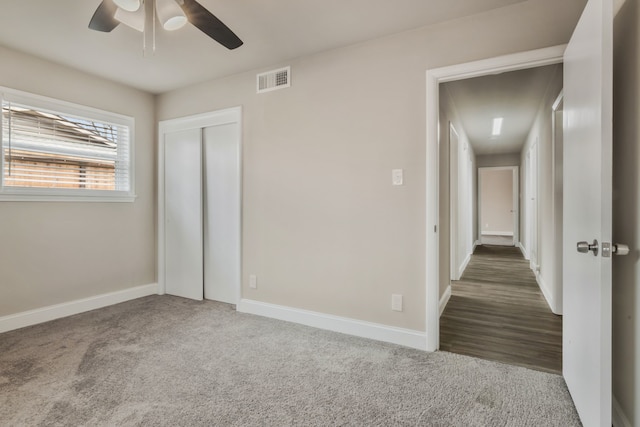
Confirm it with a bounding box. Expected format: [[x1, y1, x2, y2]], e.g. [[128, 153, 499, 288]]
[[519, 64, 563, 314]]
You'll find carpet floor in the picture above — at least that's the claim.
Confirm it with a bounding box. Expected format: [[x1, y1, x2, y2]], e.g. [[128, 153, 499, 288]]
[[0, 296, 581, 426]]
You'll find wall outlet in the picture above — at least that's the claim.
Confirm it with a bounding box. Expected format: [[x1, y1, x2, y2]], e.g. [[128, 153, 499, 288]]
[[249, 274, 257, 289], [391, 294, 403, 312]]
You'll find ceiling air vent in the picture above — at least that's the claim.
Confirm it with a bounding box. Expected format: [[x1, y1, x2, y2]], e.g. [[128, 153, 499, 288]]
[[257, 66, 291, 93]]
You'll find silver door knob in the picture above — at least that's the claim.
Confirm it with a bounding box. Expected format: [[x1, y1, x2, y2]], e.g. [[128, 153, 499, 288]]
[[577, 239, 599, 256], [613, 243, 630, 256]]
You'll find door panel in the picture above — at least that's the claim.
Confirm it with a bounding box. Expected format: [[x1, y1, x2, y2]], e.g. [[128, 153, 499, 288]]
[[563, 0, 613, 424], [203, 124, 241, 304], [164, 129, 204, 301]]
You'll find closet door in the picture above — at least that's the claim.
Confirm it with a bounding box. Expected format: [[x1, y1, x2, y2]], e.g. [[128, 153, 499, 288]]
[[203, 124, 240, 304], [164, 129, 203, 300]]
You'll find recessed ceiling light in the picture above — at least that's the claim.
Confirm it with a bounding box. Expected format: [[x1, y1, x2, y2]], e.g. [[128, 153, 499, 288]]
[[492, 117, 503, 136]]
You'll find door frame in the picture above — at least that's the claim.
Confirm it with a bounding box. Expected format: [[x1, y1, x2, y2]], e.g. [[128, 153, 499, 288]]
[[477, 166, 519, 247], [525, 140, 539, 268], [551, 91, 564, 315], [425, 45, 565, 351], [158, 107, 243, 302], [449, 123, 459, 280]]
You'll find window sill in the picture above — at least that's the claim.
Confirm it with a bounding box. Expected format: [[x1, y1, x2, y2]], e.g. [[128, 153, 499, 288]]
[[0, 192, 137, 203]]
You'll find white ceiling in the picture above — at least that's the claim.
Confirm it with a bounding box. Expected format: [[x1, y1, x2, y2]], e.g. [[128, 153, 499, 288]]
[[443, 64, 561, 156], [0, 0, 526, 94]]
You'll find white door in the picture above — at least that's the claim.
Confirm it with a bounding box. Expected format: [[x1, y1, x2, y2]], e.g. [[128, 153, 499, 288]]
[[563, 0, 613, 425], [164, 129, 204, 301], [203, 124, 241, 304]]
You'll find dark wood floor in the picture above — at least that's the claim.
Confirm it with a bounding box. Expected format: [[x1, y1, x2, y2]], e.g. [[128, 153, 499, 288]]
[[440, 245, 562, 374]]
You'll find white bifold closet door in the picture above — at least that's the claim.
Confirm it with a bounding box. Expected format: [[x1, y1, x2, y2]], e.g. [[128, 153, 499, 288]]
[[164, 129, 204, 300], [203, 124, 240, 304], [163, 122, 240, 304]]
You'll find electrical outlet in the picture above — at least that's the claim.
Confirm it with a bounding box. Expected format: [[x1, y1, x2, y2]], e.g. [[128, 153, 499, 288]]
[[391, 294, 403, 312], [249, 274, 257, 289]]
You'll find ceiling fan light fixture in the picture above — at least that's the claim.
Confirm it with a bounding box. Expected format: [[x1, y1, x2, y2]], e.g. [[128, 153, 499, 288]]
[[156, 0, 188, 31], [113, 0, 141, 12], [114, 6, 145, 32]]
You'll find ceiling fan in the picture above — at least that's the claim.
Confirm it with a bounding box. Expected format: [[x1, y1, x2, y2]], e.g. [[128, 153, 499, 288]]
[[89, 0, 243, 50]]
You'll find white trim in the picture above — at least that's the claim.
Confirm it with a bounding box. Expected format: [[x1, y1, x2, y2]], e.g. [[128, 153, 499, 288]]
[[530, 260, 539, 273], [473, 240, 480, 251], [551, 91, 564, 318], [0, 193, 136, 203], [477, 165, 519, 246], [536, 272, 560, 314], [458, 253, 471, 278], [612, 396, 632, 427], [0, 283, 158, 334], [439, 285, 452, 317], [425, 45, 565, 351], [158, 106, 243, 304], [237, 299, 427, 350], [480, 231, 514, 236], [518, 241, 529, 259], [449, 123, 459, 282]]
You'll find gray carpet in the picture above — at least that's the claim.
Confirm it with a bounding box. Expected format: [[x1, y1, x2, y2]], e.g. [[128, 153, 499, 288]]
[[0, 296, 581, 426]]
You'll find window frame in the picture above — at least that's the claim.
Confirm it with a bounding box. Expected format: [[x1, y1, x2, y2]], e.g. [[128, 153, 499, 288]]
[[0, 87, 136, 202]]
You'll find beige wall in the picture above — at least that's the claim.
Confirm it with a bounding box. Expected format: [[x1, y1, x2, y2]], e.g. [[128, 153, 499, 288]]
[[157, 0, 584, 331], [612, 0, 640, 423], [476, 153, 520, 168], [0, 46, 156, 317], [439, 86, 476, 289]]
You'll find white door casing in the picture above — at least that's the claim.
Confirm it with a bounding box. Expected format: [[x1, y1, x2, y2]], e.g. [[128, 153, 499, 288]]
[[478, 166, 518, 246], [449, 124, 459, 280], [562, 0, 613, 424]]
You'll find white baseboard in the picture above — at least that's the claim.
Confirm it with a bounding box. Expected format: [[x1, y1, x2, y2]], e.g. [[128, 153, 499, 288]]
[[458, 253, 471, 278], [613, 396, 632, 427], [439, 285, 452, 317], [480, 231, 514, 236], [536, 273, 555, 313], [519, 242, 529, 259], [237, 299, 427, 351], [0, 283, 158, 334], [473, 240, 480, 251]]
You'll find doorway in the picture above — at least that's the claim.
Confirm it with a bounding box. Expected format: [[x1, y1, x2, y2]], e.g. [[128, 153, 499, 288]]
[[478, 166, 519, 247], [425, 46, 565, 352], [158, 107, 242, 304]]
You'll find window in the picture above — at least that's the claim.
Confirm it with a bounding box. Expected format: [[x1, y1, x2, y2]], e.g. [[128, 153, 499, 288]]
[[0, 88, 135, 202]]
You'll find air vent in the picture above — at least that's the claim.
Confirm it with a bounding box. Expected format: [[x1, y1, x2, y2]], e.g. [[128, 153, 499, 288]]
[[257, 66, 291, 93]]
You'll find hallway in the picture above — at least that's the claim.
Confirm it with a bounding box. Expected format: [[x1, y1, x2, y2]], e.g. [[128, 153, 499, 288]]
[[440, 245, 562, 373]]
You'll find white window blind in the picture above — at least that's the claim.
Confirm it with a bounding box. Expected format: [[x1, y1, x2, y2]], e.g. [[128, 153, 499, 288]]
[[0, 89, 134, 201]]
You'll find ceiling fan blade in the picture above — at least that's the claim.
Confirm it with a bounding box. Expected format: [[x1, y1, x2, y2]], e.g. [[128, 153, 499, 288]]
[[179, 0, 243, 50], [89, 0, 120, 32]]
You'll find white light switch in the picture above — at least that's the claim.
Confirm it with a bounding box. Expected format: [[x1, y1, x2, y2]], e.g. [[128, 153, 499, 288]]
[[392, 294, 403, 312], [392, 169, 403, 186], [249, 274, 257, 289]]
